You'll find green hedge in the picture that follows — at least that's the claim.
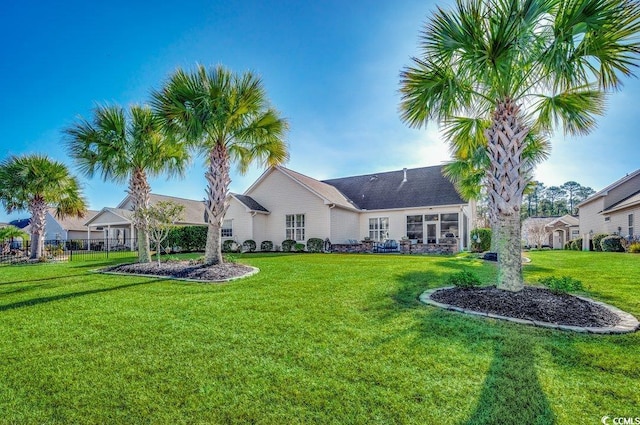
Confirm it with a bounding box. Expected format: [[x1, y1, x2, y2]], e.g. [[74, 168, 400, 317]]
[[601, 235, 625, 252], [260, 241, 273, 252], [165, 226, 207, 252], [306, 238, 324, 253], [592, 233, 609, 252], [282, 239, 296, 252]]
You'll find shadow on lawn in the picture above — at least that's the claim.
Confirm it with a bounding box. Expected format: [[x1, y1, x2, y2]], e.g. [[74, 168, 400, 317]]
[[390, 271, 557, 424], [0, 280, 158, 312], [463, 335, 556, 425]]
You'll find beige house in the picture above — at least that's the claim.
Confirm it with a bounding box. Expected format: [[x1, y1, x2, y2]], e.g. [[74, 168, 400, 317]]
[[578, 169, 640, 241], [85, 194, 206, 250], [44, 208, 102, 241], [223, 165, 475, 251]]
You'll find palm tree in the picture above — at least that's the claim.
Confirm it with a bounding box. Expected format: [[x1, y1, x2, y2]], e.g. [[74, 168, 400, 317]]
[[65, 104, 189, 263], [0, 225, 28, 255], [443, 120, 550, 252], [400, 0, 640, 291], [0, 155, 86, 259], [152, 64, 289, 265]]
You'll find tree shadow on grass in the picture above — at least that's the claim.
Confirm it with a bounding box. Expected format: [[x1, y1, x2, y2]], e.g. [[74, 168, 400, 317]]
[[387, 270, 558, 424], [0, 280, 159, 312], [463, 335, 556, 425]]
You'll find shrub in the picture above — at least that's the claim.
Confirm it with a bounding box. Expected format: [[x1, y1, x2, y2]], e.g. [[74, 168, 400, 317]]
[[563, 241, 572, 250], [470, 228, 491, 252], [570, 237, 582, 251], [281, 239, 296, 252], [306, 238, 324, 253], [592, 233, 608, 252], [601, 235, 625, 252], [260, 240, 273, 252], [446, 270, 481, 288], [242, 239, 256, 253], [294, 243, 305, 252], [165, 226, 207, 252], [222, 239, 240, 253], [538, 275, 584, 294], [628, 242, 640, 253]]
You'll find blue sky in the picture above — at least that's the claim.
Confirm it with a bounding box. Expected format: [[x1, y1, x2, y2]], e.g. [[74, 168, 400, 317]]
[[2, 0, 639, 222]]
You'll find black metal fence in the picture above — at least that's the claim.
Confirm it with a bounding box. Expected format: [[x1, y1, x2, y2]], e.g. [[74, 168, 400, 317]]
[[0, 238, 139, 264]]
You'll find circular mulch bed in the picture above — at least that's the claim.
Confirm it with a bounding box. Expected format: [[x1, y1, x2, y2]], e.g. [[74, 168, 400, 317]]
[[103, 261, 257, 282], [430, 286, 619, 327]]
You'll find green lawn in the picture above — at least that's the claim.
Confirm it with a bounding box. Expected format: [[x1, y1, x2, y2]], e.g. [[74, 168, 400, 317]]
[[0, 251, 638, 424]]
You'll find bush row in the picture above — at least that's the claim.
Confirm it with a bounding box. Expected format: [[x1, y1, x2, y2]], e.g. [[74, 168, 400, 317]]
[[562, 233, 635, 253], [222, 237, 326, 253]]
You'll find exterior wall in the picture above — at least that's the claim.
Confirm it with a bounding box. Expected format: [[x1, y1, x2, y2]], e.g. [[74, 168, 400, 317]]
[[44, 212, 66, 240], [223, 198, 253, 243], [330, 207, 360, 243], [578, 197, 606, 235], [88, 211, 130, 226], [252, 214, 269, 247], [606, 206, 640, 238], [247, 169, 331, 244], [68, 230, 104, 240], [358, 206, 465, 243], [603, 174, 640, 210]]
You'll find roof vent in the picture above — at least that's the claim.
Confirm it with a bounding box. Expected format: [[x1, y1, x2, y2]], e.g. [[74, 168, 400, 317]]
[[402, 168, 407, 183], [369, 175, 378, 181]]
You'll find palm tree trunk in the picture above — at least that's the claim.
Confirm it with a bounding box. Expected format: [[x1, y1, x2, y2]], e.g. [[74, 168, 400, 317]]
[[204, 143, 231, 265], [29, 196, 47, 259], [128, 168, 151, 263], [485, 98, 529, 292]]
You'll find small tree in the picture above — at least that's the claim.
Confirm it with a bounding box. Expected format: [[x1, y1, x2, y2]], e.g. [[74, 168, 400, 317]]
[[523, 220, 552, 249], [0, 225, 28, 255], [138, 201, 185, 264]]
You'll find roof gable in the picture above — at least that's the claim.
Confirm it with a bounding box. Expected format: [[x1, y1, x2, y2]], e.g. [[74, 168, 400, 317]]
[[322, 165, 465, 210], [578, 169, 640, 207], [47, 208, 99, 231]]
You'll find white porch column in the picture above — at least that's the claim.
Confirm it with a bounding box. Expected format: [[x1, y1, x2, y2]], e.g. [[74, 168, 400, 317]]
[[130, 223, 135, 251]]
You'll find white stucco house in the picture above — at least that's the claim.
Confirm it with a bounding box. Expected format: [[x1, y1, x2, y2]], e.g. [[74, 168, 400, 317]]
[[223, 165, 475, 251], [578, 169, 640, 240], [85, 194, 207, 250], [44, 209, 102, 241]]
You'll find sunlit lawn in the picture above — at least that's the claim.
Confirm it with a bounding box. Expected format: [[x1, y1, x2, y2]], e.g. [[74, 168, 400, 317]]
[[0, 251, 637, 424]]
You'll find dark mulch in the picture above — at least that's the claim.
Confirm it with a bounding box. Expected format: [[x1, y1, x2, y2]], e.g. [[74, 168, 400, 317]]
[[430, 286, 620, 327], [104, 261, 255, 282]]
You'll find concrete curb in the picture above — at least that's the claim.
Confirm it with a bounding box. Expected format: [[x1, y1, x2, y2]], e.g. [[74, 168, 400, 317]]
[[419, 286, 639, 334]]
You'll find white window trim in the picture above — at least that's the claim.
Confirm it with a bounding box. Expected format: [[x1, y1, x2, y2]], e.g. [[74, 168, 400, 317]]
[[286, 214, 306, 241], [222, 219, 233, 238]]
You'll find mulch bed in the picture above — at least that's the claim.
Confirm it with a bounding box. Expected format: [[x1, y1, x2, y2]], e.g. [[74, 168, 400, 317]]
[[430, 286, 620, 327], [104, 261, 255, 281]]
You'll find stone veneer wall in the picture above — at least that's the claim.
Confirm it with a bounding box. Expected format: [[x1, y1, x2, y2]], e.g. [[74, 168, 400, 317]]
[[330, 239, 458, 254]]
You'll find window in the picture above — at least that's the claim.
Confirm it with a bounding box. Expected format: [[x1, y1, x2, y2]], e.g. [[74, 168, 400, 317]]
[[369, 217, 389, 241], [221, 220, 233, 237], [286, 214, 305, 241], [406, 215, 423, 240], [629, 213, 634, 237], [605, 216, 611, 222], [440, 213, 459, 238]]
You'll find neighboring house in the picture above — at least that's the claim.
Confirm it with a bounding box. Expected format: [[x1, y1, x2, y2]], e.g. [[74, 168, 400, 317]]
[[44, 208, 102, 241], [85, 194, 207, 250], [223, 165, 475, 251], [578, 169, 640, 240], [522, 217, 554, 248], [8, 218, 30, 230], [545, 215, 579, 249]]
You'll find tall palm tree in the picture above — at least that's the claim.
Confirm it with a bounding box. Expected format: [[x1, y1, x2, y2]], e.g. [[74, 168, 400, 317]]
[[65, 104, 189, 263], [0, 225, 29, 255], [443, 118, 550, 251], [400, 0, 640, 292], [0, 155, 86, 259], [152, 64, 289, 265]]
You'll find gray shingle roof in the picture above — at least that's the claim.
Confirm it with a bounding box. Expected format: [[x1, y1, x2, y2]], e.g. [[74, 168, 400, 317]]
[[321, 165, 465, 210], [231, 194, 269, 212]]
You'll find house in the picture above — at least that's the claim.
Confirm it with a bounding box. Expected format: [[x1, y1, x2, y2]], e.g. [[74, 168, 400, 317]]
[[85, 194, 207, 250], [44, 208, 102, 241], [223, 165, 475, 252], [578, 169, 640, 241], [522, 215, 579, 249]]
